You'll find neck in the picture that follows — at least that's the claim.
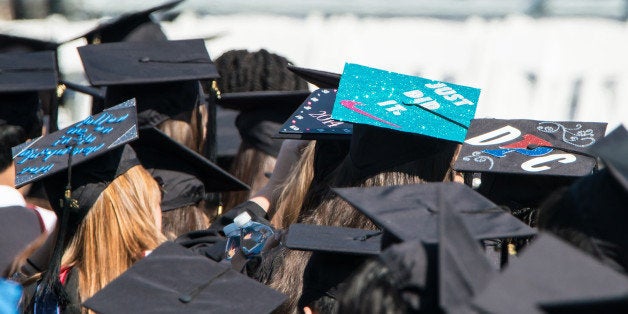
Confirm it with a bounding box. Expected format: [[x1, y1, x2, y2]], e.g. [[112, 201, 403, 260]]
[[0, 164, 15, 187]]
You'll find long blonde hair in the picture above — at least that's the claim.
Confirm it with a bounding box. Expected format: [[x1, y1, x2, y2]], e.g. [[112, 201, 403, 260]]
[[269, 141, 316, 229], [61, 165, 165, 302]]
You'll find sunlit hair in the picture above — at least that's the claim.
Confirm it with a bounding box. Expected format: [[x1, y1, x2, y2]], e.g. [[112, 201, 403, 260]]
[[161, 203, 209, 241], [269, 141, 316, 229], [223, 142, 276, 211], [60, 165, 165, 304]]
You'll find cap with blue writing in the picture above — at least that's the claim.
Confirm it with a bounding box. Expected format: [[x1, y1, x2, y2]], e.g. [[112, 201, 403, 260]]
[[453, 118, 608, 177]]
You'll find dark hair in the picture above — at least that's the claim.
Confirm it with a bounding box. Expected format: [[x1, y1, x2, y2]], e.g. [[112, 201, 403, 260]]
[[161, 203, 209, 241], [537, 169, 628, 273], [0, 124, 25, 172], [0, 92, 42, 141]]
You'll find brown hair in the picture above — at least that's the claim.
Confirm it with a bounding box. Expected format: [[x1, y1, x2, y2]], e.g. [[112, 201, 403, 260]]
[[156, 104, 206, 154], [268, 141, 316, 229], [161, 203, 209, 241], [265, 143, 460, 313], [60, 165, 165, 303], [223, 142, 276, 211]]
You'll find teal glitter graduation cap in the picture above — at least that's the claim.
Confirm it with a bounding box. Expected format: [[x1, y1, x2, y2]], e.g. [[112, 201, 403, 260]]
[[331, 63, 480, 143]]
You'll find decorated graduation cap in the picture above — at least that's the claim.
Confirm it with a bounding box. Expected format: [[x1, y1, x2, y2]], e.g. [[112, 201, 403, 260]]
[[333, 182, 536, 246], [74, 0, 183, 44], [285, 224, 381, 256], [83, 241, 287, 314], [217, 90, 310, 157], [0, 34, 62, 53], [287, 65, 341, 89], [588, 124, 628, 191], [454, 118, 607, 177], [275, 88, 352, 140], [331, 63, 480, 143], [472, 233, 628, 314], [131, 127, 249, 192]]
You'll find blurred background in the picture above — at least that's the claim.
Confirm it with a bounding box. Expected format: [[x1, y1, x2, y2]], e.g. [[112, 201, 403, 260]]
[[1, 0, 627, 130]]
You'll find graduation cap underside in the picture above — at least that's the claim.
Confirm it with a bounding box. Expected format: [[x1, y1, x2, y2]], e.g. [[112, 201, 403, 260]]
[[131, 127, 249, 192], [0, 51, 57, 92], [274, 88, 352, 140], [83, 241, 287, 314], [0, 33, 63, 53], [285, 223, 381, 256], [79, 38, 218, 87], [333, 182, 536, 244]]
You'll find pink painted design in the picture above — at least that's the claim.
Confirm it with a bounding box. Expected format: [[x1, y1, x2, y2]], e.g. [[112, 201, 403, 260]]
[[340, 100, 401, 128]]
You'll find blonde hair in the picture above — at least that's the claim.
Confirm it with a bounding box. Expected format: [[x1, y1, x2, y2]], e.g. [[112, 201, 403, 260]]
[[61, 165, 165, 303], [157, 104, 206, 154], [269, 141, 316, 229]]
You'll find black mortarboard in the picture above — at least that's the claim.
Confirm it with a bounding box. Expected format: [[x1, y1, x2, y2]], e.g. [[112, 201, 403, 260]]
[[131, 127, 249, 192], [588, 124, 628, 191], [217, 90, 311, 157], [149, 169, 205, 212], [0, 34, 61, 53], [285, 224, 381, 256], [333, 182, 536, 245], [472, 233, 628, 314], [275, 88, 352, 140], [83, 241, 287, 314], [438, 190, 496, 312], [454, 119, 607, 177], [0, 206, 42, 276], [287, 65, 341, 89], [74, 0, 183, 44], [79, 39, 218, 87], [0, 51, 57, 92]]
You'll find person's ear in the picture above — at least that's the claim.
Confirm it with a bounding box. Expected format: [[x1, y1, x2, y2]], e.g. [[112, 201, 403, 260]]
[[303, 306, 314, 314]]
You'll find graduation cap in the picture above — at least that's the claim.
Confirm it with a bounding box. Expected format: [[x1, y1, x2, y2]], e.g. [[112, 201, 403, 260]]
[[454, 118, 607, 177], [0, 34, 62, 53], [13, 99, 138, 189], [0, 51, 57, 92], [285, 223, 381, 256], [275, 88, 352, 140], [588, 124, 628, 191], [74, 0, 183, 44], [331, 63, 480, 143], [130, 127, 249, 192], [79, 39, 218, 87], [217, 90, 311, 157], [0, 206, 42, 276], [333, 182, 536, 246], [472, 233, 628, 314], [287, 65, 341, 89], [149, 169, 205, 212], [82, 241, 287, 314], [285, 224, 379, 310], [59, 79, 105, 100]]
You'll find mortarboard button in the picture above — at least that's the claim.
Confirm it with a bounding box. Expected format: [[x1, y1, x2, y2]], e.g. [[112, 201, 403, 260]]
[[274, 88, 352, 140], [82, 241, 287, 314], [287, 65, 341, 89], [333, 182, 536, 246], [131, 126, 249, 192]]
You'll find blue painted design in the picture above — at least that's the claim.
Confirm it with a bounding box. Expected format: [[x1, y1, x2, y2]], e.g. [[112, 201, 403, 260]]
[[331, 63, 480, 143], [482, 147, 553, 158]]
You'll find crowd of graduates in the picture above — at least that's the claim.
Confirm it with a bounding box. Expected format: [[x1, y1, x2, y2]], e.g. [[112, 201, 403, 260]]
[[0, 1, 627, 313]]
